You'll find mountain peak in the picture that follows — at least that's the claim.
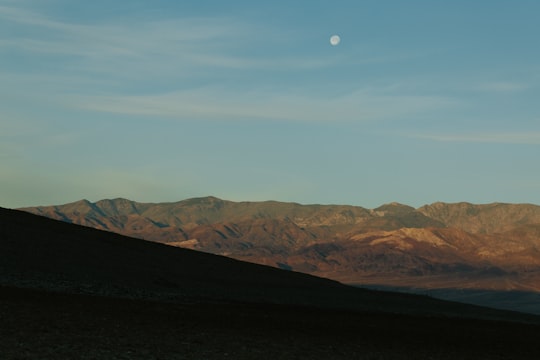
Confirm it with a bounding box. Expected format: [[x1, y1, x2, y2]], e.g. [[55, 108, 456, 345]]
[[374, 202, 415, 213], [94, 198, 142, 216], [68, 199, 93, 206], [180, 196, 224, 204], [174, 196, 232, 212]]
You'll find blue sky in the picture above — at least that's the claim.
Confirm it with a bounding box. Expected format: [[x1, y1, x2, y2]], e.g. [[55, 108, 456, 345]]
[[1, 0, 539, 208]]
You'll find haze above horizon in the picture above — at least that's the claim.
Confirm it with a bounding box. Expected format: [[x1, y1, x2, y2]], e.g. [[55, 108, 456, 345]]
[[1, 0, 539, 209]]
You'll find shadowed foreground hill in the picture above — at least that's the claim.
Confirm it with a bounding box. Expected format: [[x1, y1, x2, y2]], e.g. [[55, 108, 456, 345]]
[[2, 207, 540, 359]]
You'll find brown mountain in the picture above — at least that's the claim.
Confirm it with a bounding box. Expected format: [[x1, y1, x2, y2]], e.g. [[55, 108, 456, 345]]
[[20, 197, 540, 296], [418, 201, 540, 233]]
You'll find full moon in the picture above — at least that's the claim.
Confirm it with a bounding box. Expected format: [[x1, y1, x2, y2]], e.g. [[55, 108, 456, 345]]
[[330, 35, 341, 46]]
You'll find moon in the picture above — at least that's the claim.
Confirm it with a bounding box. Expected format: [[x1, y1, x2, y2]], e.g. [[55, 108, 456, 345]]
[[330, 35, 341, 46]]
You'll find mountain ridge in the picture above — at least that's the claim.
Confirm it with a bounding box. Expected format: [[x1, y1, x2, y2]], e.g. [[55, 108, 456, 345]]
[[19, 197, 540, 301]]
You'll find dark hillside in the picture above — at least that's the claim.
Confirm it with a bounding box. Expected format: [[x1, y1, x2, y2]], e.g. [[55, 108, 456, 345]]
[[1, 285, 540, 360]]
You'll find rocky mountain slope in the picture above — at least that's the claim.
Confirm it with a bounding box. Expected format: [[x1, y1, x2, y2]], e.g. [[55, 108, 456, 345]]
[[20, 197, 540, 293]]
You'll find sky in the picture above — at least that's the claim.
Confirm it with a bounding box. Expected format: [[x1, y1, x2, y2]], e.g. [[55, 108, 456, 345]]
[[1, 0, 539, 209]]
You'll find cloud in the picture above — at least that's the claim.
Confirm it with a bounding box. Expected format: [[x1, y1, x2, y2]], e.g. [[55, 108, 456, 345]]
[[412, 132, 540, 145], [0, 3, 337, 79], [0, 6, 235, 62], [67, 87, 455, 123], [0, 3, 457, 124]]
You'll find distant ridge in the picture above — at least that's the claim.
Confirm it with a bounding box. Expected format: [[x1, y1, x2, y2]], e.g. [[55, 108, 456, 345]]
[[20, 197, 540, 306]]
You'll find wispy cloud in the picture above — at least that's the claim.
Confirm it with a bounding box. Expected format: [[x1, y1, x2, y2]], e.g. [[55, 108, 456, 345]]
[[0, 3, 337, 78], [68, 87, 454, 123], [1, 3, 454, 124], [0, 6, 236, 65], [412, 132, 540, 145]]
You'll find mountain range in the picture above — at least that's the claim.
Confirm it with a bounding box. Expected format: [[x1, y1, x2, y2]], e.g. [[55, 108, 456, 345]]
[[21, 197, 540, 304]]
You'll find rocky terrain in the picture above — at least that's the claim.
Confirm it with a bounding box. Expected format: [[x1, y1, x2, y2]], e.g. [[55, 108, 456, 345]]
[[2, 206, 540, 359], [21, 197, 540, 295], [3, 285, 540, 360]]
